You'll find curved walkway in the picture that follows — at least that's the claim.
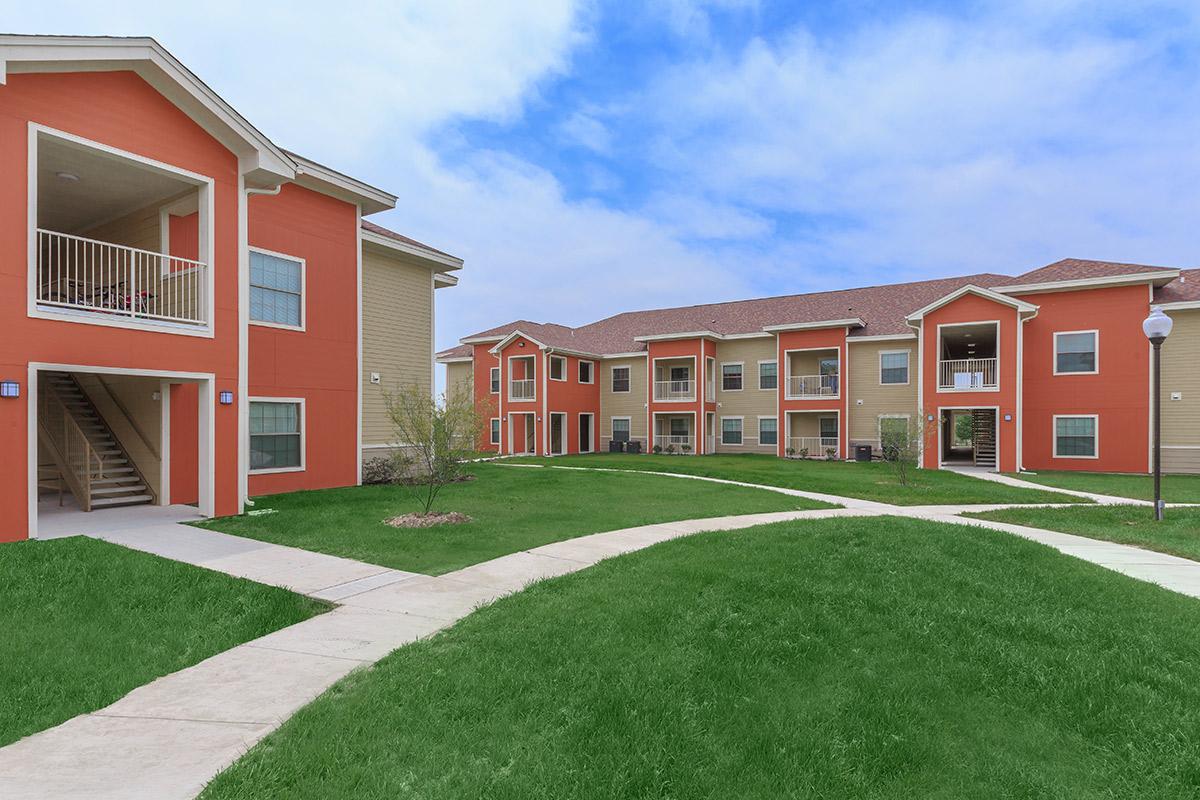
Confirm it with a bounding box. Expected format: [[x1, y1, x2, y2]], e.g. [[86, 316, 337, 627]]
[[5, 467, 1200, 799]]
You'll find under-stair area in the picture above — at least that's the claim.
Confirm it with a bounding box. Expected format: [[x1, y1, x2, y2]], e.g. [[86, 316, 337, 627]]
[[971, 409, 997, 469], [38, 372, 156, 511]]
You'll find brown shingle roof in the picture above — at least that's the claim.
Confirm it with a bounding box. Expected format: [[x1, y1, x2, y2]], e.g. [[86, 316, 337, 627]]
[[1012, 258, 1176, 284], [362, 219, 459, 262], [1155, 269, 1200, 304]]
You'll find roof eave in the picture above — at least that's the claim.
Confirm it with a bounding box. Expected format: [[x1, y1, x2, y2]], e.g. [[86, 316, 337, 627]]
[[361, 228, 463, 270], [760, 317, 866, 333], [905, 285, 1038, 323], [993, 270, 1181, 294], [290, 152, 396, 214]]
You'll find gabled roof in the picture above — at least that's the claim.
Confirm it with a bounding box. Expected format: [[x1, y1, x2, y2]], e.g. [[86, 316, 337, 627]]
[[905, 285, 1038, 323], [361, 220, 462, 269], [1156, 269, 1200, 307], [1014, 258, 1177, 284]]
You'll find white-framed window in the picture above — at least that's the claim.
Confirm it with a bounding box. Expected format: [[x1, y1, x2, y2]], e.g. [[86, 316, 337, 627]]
[[670, 417, 690, 438], [489, 367, 500, 394], [579, 360, 594, 384], [879, 350, 910, 385], [721, 416, 743, 445], [721, 362, 743, 391], [819, 416, 839, 440], [249, 398, 304, 472], [490, 418, 501, 445], [549, 355, 567, 381], [611, 416, 631, 443], [249, 248, 304, 330], [1054, 415, 1098, 458], [758, 360, 778, 390], [611, 366, 631, 393], [758, 416, 778, 446], [1054, 331, 1098, 375]]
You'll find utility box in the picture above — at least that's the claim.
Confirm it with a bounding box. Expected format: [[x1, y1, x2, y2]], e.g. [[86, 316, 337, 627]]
[[854, 444, 872, 462]]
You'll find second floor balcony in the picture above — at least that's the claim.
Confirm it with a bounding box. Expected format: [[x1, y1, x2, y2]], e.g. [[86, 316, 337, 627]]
[[654, 379, 695, 402], [509, 378, 536, 401], [786, 373, 839, 399], [938, 357, 998, 390]]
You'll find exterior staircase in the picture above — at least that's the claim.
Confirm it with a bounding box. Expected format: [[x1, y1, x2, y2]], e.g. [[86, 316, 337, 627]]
[[38, 372, 155, 510], [971, 409, 997, 469]]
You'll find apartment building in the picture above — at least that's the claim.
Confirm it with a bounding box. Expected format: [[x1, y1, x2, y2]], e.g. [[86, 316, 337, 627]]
[[439, 260, 1200, 474], [0, 36, 461, 541]]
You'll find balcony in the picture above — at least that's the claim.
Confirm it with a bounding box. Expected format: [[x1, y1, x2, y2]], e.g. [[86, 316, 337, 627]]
[[786, 374, 839, 399], [36, 229, 209, 328], [509, 378, 535, 401], [654, 379, 695, 402], [938, 358, 998, 391]]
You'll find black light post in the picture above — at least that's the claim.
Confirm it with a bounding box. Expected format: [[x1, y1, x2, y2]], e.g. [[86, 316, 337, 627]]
[[1143, 306, 1173, 521]]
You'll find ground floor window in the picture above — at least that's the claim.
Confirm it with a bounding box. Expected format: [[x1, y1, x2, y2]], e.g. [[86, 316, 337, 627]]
[[722, 417, 743, 445], [612, 417, 631, 443], [490, 418, 501, 445], [670, 417, 690, 438], [249, 400, 303, 471], [1054, 415, 1097, 458], [819, 416, 838, 441], [758, 417, 777, 446]]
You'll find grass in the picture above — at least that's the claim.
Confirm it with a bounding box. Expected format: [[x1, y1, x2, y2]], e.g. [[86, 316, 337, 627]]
[[0, 536, 324, 748], [510, 452, 1087, 506], [195, 462, 821, 575], [203, 515, 1200, 799], [1003, 470, 1200, 503], [966, 506, 1200, 562]]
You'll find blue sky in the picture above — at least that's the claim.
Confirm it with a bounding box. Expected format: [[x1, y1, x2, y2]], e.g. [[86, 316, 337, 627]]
[[7, 1, 1200, 384]]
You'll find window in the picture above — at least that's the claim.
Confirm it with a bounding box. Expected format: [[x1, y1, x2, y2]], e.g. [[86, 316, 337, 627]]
[[819, 416, 838, 441], [249, 400, 302, 471], [490, 367, 500, 394], [249, 249, 303, 328], [722, 363, 743, 391], [579, 360, 594, 384], [612, 417, 631, 443], [880, 351, 909, 385], [722, 417, 743, 445], [611, 366, 630, 393], [1055, 415, 1097, 458], [759, 361, 778, 390], [759, 417, 777, 446], [671, 417, 690, 437], [1055, 331, 1098, 374], [490, 418, 501, 445], [549, 356, 566, 381]]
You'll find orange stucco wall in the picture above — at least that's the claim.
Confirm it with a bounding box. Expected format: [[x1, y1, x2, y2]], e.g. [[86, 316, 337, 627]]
[[647, 338, 707, 454], [546, 353, 602, 454], [776, 328, 849, 458], [0, 71, 241, 540], [247, 184, 359, 495], [1018, 284, 1151, 472], [919, 294, 1019, 472], [472, 344, 501, 451], [497, 336, 543, 454]]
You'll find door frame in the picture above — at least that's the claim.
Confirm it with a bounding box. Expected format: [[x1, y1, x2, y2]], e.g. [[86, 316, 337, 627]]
[[578, 412, 594, 454], [936, 405, 999, 469], [549, 412, 567, 456]]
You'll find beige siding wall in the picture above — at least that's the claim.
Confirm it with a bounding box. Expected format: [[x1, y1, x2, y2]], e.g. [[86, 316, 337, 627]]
[[847, 339, 919, 445], [599, 357, 648, 447], [714, 337, 777, 452], [1162, 309, 1200, 472], [361, 249, 433, 451], [444, 361, 473, 396], [82, 201, 163, 251]]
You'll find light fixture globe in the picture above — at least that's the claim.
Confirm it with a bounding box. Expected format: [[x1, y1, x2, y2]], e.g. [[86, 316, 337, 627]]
[[1143, 306, 1173, 341]]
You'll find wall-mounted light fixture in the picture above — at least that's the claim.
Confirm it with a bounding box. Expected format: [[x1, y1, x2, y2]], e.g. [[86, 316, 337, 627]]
[[0, 380, 19, 399], [219, 390, 235, 405]]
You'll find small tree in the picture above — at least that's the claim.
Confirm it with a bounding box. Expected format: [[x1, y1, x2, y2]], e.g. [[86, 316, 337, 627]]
[[384, 382, 486, 516], [881, 410, 939, 487]]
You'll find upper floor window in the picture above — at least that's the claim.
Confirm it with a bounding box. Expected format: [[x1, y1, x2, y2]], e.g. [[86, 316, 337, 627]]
[[250, 249, 304, 329], [880, 350, 910, 385], [1054, 331, 1098, 375], [549, 355, 567, 381], [490, 367, 500, 394], [722, 363, 743, 391], [759, 361, 778, 390], [612, 366, 631, 393], [579, 360, 594, 384]]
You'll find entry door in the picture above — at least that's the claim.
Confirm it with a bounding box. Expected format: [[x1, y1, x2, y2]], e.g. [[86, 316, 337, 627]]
[[550, 413, 566, 455], [579, 414, 593, 453]]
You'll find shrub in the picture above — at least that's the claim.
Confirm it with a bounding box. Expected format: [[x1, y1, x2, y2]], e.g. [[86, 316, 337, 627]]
[[362, 457, 398, 485]]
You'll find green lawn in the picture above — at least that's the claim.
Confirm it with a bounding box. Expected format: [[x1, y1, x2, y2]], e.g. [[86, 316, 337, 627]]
[[195, 462, 822, 575], [1003, 470, 1200, 503], [510, 453, 1087, 506], [203, 516, 1200, 798], [967, 506, 1200, 562], [0, 536, 323, 748]]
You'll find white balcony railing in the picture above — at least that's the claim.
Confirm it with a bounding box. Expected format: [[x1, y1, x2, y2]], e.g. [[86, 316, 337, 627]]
[[653, 434, 694, 453], [786, 437, 840, 458], [36, 229, 208, 327], [654, 379, 695, 401], [786, 374, 839, 398], [938, 358, 998, 390], [509, 379, 535, 401]]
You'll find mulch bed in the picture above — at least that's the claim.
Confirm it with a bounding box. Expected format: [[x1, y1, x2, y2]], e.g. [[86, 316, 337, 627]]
[[385, 511, 474, 528]]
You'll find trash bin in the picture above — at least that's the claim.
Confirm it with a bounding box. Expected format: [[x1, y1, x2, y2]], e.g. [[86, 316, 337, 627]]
[[854, 444, 872, 462], [626, 440, 642, 454], [608, 440, 625, 453]]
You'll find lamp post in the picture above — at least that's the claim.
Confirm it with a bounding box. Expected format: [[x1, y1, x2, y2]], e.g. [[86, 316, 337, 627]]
[[1143, 306, 1173, 521]]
